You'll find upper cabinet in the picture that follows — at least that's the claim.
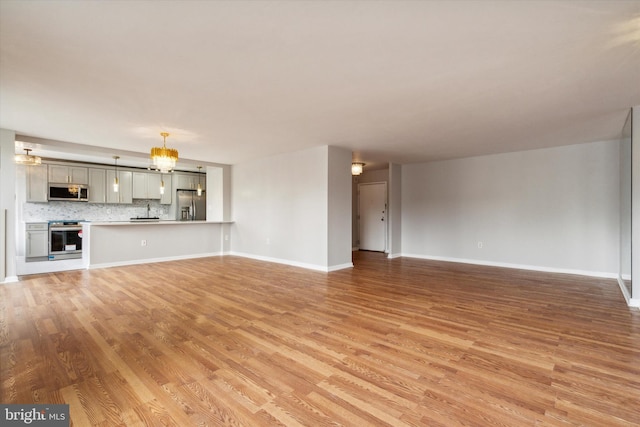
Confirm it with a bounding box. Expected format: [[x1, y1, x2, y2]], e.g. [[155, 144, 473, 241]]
[[174, 172, 206, 191], [48, 165, 88, 184], [26, 164, 48, 202], [88, 168, 106, 203], [106, 170, 133, 204], [133, 172, 162, 200]]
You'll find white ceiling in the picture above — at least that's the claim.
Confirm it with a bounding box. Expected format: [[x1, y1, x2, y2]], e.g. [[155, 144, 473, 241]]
[[1, 1, 639, 170]]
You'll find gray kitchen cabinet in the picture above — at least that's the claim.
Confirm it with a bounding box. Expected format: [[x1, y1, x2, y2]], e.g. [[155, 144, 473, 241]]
[[160, 174, 172, 205], [88, 168, 106, 203], [175, 172, 205, 191], [26, 164, 48, 202], [48, 165, 88, 184], [106, 170, 132, 204], [26, 222, 49, 260], [147, 173, 162, 199], [132, 172, 147, 199], [133, 172, 162, 199]]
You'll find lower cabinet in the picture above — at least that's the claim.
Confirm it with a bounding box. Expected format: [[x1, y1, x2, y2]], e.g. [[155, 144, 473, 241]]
[[26, 223, 48, 261]]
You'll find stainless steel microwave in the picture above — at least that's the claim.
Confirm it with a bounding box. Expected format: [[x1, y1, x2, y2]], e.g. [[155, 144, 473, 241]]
[[48, 184, 89, 201]]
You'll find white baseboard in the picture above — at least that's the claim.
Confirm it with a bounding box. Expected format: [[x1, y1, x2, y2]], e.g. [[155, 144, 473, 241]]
[[229, 251, 352, 272], [387, 253, 402, 259], [401, 253, 618, 279], [327, 262, 354, 272], [88, 252, 224, 270], [617, 275, 632, 306], [1, 275, 18, 284], [16, 256, 88, 276]]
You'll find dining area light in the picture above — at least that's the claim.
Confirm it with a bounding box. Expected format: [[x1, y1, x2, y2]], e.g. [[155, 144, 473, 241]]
[[151, 132, 178, 173]]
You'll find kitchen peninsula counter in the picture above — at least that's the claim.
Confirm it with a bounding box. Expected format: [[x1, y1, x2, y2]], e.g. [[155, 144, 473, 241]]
[[84, 220, 233, 269], [86, 220, 234, 225]]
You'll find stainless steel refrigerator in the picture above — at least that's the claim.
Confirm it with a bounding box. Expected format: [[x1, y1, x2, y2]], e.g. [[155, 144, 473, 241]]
[[176, 190, 206, 221]]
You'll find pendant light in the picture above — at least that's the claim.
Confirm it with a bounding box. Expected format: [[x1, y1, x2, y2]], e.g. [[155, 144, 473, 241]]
[[197, 166, 203, 196], [15, 148, 42, 166], [113, 156, 120, 192], [151, 132, 178, 173]]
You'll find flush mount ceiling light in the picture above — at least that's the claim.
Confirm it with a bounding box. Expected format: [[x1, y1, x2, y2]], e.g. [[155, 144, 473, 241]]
[[151, 132, 178, 173], [15, 148, 42, 166], [351, 162, 365, 176]]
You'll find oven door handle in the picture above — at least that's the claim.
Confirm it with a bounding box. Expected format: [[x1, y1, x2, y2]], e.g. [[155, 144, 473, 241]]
[[50, 227, 82, 232]]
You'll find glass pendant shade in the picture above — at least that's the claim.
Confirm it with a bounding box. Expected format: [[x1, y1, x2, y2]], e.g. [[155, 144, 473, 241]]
[[113, 155, 120, 192]]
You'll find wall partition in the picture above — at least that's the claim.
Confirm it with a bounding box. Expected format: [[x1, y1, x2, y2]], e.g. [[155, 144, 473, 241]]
[[619, 110, 632, 301], [631, 107, 640, 307]]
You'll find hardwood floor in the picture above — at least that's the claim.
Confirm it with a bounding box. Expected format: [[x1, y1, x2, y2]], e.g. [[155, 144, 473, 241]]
[[1, 251, 639, 426]]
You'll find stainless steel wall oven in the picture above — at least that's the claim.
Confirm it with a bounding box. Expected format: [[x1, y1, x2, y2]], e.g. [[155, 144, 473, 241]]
[[48, 221, 83, 260]]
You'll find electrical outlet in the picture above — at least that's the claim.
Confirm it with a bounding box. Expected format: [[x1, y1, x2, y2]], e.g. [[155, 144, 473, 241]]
[[141, 239, 147, 247], [224, 235, 229, 241], [477, 241, 483, 249]]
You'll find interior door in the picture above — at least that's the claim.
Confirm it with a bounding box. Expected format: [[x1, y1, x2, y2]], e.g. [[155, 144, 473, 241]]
[[359, 182, 387, 252]]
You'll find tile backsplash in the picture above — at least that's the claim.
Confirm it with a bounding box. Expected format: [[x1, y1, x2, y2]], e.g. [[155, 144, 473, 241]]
[[23, 199, 171, 222]]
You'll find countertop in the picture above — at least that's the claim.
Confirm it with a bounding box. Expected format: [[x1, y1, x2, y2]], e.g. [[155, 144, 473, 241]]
[[85, 220, 233, 226]]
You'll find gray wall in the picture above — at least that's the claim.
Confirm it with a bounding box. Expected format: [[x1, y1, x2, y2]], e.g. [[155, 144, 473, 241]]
[[619, 111, 632, 299], [87, 222, 224, 268], [327, 146, 353, 269], [632, 107, 640, 305], [231, 145, 352, 271], [0, 129, 17, 282], [388, 163, 402, 258], [401, 140, 620, 276]]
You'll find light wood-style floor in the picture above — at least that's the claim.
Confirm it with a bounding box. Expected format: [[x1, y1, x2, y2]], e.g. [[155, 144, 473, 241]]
[[1, 252, 639, 426]]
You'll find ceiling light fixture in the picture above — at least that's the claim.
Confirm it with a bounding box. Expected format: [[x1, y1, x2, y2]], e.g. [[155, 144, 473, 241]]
[[197, 166, 203, 196], [151, 132, 178, 173], [113, 156, 120, 193], [351, 162, 365, 176], [15, 148, 42, 166]]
